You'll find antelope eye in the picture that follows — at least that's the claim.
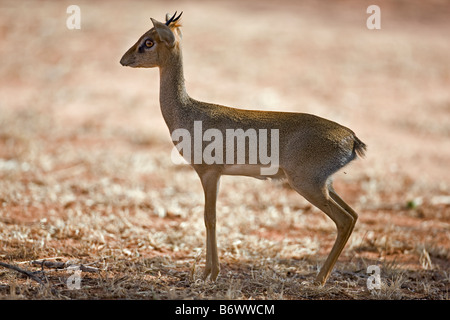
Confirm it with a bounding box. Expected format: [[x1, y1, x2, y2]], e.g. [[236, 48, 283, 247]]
[[145, 39, 154, 48]]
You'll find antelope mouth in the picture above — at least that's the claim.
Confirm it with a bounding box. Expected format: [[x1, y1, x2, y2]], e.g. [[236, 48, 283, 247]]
[[120, 55, 136, 67]]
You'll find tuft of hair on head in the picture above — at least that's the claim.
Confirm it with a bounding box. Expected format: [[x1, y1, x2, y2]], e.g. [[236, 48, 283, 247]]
[[165, 11, 183, 29]]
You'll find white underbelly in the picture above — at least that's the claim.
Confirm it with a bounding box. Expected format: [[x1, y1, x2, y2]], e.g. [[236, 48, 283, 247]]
[[222, 164, 285, 180]]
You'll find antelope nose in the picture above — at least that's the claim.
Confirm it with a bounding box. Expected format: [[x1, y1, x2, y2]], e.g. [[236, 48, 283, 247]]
[[120, 55, 128, 66]]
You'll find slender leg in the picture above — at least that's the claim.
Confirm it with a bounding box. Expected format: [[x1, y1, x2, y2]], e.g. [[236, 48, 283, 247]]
[[288, 178, 357, 285], [328, 185, 358, 221], [315, 195, 356, 284], [199, 171, 221, 281]]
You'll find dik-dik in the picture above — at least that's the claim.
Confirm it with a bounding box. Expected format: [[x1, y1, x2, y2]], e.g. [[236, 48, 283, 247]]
[[120, 12, 366, 285]]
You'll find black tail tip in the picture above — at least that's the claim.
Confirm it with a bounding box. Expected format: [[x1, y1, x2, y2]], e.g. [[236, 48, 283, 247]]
[[354, 136, 367, 158]]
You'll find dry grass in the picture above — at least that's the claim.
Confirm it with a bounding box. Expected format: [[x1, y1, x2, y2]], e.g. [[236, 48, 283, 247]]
[[0, 0, 449, 300]]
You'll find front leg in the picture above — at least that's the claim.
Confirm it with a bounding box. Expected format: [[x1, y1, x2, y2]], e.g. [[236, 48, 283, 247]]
[[199, 170, 221, 281]]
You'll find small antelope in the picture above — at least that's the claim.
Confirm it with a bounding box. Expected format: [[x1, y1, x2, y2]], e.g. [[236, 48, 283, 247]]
[[120, 12, 366, 285]]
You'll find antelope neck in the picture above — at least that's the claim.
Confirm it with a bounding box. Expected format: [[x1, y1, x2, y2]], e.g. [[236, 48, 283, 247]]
[[158, 50, 191, 127]]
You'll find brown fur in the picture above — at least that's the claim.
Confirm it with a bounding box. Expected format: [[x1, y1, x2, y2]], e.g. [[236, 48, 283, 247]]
[[120, 14, 367, 285]]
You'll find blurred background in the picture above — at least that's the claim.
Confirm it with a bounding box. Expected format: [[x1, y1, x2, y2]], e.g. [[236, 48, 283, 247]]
[[1, 0, 449, 190], [0, 0, 449, 299]]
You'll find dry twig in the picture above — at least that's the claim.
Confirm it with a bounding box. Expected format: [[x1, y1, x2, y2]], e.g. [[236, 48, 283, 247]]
[[31, 260, 100, 273], [0, 261, 46, 285]]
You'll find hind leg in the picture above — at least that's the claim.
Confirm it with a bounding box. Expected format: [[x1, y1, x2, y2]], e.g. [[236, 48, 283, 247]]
[[316, 184, 358, 284], [328, 183, 358, 221], [287, 175, 357, 284]]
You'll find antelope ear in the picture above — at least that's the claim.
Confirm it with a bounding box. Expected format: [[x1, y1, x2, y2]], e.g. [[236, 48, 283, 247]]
[[151, 18, 176, 47]]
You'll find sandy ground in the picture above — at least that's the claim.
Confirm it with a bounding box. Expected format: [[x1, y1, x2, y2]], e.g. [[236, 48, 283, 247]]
[[0, 0, 449, 300]]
